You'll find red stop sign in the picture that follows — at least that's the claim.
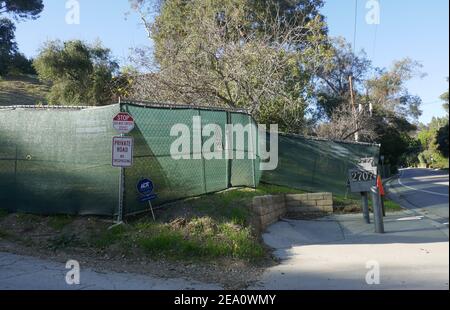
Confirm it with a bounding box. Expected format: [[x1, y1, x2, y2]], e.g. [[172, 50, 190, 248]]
[[113, 112, 135, 134]]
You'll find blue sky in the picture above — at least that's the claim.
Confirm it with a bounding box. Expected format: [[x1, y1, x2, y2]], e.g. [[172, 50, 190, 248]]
[[12, 0, 449, 123]]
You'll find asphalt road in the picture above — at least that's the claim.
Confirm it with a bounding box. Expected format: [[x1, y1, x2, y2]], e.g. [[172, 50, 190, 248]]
[[0, 252, 222, 290], [387, 168, 449, 226]]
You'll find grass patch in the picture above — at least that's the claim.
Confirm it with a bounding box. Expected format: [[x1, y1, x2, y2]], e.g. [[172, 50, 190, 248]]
[[15, 213, 41, 232], [88, 224, 127, 249], [48, 215, 74, 231], [135, 217, 264, 261], [0, 183, 404, 262], [334, 194, 402, 213], [179, 183, 305, 225], [15, 213, 41, 224], [381, 199, 402, 212], [0, 75, 50, 106]]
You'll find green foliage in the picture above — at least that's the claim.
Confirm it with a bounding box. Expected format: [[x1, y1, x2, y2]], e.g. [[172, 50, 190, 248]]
[[7, 53, 36, 75], [0, 18, 16, 76], [334, 195, 402, 213], [375, 114, 417, 170], [0, 228, 9, 239], [33, 40, 119, 105], [132, 0, 329, 133], [437, 123, 449, 158], [136, 218, 264, 261], [441, 78, 449, 114], [0, 208, 8, 219], [315, 37, 371, 120], [1, 1, 43, 76], [0, 0, 44, 20], [88, 224, 127, 248], [361, 58, 427, 169], [367, 58, 424, 122], [151, 0, 326, 60], [416, 116, 449, 168], [48, 215, 74, 231]]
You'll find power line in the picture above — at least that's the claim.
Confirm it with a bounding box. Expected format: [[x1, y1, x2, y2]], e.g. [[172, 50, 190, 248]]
[[353, 0, 359, 53], [371, 0, 381, 66]]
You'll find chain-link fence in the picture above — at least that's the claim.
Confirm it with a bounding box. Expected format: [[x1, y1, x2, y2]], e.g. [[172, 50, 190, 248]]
[[0, 102, 259, 216], [0, 104, 120, 216], [0, 101, 380, 216], [260, 134, 380, 196], [121, 101, 259, 215]]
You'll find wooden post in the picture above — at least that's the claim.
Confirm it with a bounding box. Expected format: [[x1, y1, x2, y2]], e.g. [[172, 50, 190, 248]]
[[349, 75, 359, 142]]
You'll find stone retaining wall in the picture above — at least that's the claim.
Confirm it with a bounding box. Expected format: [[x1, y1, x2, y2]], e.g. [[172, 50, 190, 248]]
[[251, 193, 333, 233]]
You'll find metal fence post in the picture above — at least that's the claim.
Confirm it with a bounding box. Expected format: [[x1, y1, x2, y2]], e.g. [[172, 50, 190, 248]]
[[371, 186, 385, 233], [361, 192, 370, 224], [117, 162, 124, 223], [248, 115, 257, 189], [226, 112, 232, 188], [200, 110, 207, 194], [117, 99, 124, 224]]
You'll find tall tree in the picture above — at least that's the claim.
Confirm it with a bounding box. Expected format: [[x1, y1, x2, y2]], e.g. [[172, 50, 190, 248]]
[[366, 58, 424, 123], [130, 0, 330, 133], [0, 0, 44, 20], [315, 37, 371, 120], [33, 40, 119, 106], [0, 0, 43, 76], [0, 17, 16, 75], [436, 124, 449, 158]]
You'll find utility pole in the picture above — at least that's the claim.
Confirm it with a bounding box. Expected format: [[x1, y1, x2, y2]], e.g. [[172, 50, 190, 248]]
[[349, 75, 359, 142]]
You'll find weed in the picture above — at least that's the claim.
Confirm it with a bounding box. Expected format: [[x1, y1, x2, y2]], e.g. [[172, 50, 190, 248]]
[[48, 215, 74, 231], [0, 209, 8, 219], [48, 233, 79, 251], [89, 225, 127, 248], [136, 217, 264, 261], [0, 229, 9, 239]]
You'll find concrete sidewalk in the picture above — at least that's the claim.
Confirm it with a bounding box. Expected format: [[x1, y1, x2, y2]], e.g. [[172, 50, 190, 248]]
[[250, 211, 449, 290], [0, 252, 222, 290]]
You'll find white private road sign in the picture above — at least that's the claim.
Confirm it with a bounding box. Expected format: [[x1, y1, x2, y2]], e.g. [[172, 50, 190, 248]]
[[113, 112, 135, 134], [112, 136, 134, 168]]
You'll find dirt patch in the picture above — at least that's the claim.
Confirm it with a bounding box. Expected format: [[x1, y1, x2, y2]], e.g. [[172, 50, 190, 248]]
[[0, 239, 273, 289], [0, 211, 276, 289]]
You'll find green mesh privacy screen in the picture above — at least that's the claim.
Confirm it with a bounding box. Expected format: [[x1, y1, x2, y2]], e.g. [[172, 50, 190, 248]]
[[121, 103, 259, 215], [0, 102, 379, 216], [0, 105, 120, 216], [260, 134, 380, 196], [0, 103, 259, 216]]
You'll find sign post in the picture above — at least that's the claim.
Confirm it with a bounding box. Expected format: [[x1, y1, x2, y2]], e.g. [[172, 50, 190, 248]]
[[361, 192, 370, 224], [113, 112, 135, 134], [377, 175, 386, 217], [112, 112, 135, 224], [348, 157, 384, 233], [371, 186, 385, 233]]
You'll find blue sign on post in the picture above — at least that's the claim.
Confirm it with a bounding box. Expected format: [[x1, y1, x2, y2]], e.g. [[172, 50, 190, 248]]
[[137, 179, 154, 196], [137, 178, 158, 202], [140, 194, 158, 203], [137, 178, 157, 220]]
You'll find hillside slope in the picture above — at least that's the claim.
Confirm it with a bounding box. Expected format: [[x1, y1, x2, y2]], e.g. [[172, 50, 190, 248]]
[[0, 75, 49, 106]]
